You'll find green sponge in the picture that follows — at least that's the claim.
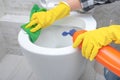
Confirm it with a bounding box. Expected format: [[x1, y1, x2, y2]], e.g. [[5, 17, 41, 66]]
[[21, 4, 47, 43]]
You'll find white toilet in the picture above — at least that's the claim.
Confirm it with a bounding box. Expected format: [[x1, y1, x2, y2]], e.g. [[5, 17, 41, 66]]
[[18, 11, 96, 80]]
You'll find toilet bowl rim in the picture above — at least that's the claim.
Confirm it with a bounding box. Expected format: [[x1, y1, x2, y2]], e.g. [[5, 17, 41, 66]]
[[18, 14, 97, 56], [18, 30, 78, 56]]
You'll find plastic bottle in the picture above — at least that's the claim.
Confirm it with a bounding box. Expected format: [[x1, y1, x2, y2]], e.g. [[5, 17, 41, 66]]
[[62, 29, 120, 76]]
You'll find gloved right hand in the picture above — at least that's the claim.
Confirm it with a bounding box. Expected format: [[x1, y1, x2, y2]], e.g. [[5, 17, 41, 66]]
[[26, 2, 70, 32], [73, 25, 120, 61]]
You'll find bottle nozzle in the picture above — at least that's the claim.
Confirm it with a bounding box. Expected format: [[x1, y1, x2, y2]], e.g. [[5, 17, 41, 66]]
[[62, 29, 76, 36]]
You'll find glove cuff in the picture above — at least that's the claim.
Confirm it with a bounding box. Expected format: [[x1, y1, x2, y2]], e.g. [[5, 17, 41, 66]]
[[108, 25, 120, 44], [61, 1, 71, 10], [57, 1, 71, 18], [48, 1, 70, 20]]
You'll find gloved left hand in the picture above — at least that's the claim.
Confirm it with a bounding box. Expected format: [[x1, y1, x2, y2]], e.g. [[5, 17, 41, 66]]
[[73, 25, 120, 61], [26, 1, 70, 32]]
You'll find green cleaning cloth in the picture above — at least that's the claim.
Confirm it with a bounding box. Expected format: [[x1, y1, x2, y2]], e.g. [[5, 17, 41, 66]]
[[21, 4, 47, 43]]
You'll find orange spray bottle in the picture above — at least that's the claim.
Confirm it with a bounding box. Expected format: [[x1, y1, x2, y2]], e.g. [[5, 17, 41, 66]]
[[62, 29, 120, 76]]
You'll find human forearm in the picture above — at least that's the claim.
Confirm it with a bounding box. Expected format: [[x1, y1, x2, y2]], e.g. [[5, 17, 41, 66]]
[[65, 0, 82, 11], [65, 0, 117, 12], [65, 0, 94, 12]]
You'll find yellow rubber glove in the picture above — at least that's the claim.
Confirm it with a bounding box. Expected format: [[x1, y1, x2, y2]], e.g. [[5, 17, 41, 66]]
[[26, 2, 70, 32], [73, 25, 120, 61]]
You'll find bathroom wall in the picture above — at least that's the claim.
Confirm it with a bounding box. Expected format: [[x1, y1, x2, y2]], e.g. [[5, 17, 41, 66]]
[[2, 0, 42, 15], [0, 0, 38, 57], [0, 28, 7, 60], [0, 0, 42, 59], [0, 0, 5, 17], [0, 0, 5, 59]]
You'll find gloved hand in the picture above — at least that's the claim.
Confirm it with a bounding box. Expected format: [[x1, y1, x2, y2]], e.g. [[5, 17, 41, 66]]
[[73, 25, 120, 61], [26, 2, 70, 32]]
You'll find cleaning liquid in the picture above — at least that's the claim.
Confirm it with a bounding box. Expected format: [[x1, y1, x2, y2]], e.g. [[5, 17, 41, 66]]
[[62, 29, 120, 76]]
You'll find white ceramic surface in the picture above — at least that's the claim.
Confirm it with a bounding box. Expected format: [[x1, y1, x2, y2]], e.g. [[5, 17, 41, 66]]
[[18, 12, 97, 80], [39, 0, 65, 9]]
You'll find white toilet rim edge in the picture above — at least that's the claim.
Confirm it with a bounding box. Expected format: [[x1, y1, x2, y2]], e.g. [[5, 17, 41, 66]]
[[18, 15, 97, 56], [80, 14, 97, 30], [18, 30, 77, 56]]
